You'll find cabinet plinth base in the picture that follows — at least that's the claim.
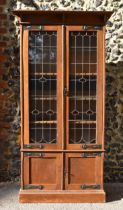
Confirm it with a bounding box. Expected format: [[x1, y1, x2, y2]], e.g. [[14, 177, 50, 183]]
[[19, 190, 106, 203]]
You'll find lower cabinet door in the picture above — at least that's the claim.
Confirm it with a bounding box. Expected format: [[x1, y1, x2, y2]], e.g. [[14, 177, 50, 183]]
[[65, 153, 103, 190], [23, 152, 62, 190]]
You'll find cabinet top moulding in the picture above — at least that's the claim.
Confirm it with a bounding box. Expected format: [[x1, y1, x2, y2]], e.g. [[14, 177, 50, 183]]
[[13, 10, 113, 26]]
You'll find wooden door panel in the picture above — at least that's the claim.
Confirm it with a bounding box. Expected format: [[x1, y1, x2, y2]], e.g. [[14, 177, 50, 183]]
[[65, 153, 103, 190], [69, 158, 96, 184], [30, 158, 56, 184], [23, 152, 63, 190]]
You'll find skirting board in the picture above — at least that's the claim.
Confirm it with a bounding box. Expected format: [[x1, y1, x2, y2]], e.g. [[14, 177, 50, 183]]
[[19, 190, 106, 203]]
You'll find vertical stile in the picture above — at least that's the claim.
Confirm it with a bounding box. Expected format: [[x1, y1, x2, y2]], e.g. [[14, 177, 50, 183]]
[[20, 25, 24, 189], [66, 26, 70, 149], [23, 29, 29, 144], [57, 26, 64, 150], [62, 25, 65, 190], [97, 28, 104, 147]]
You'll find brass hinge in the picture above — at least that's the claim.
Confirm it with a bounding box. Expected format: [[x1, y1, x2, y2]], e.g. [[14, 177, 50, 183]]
[[81, 152, 101, 157], [24, 185, 44, 190], [83, 26, 88, 30], [81, 144, 102, 150], [35, 25, 44, 30], [80, 184, 101, 190], [94, 26, 102, 30], [24, 144, 44, 149], [19, 22, 31, 26], [24, 25, 44, 30], [24, 152, 44, 157], [82, 26, 102, 30]]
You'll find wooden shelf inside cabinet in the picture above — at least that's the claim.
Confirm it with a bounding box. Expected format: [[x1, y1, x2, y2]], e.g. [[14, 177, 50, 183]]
[[70, 73, 97, 76], [69, 96, 96, 100], [30, 73, 57, 76], [31, 96, 57, 100], [31, 96, 97, 100], [69, 120, 96, 124], [14, 10, 113, 203], [30, 121, 57, 124]]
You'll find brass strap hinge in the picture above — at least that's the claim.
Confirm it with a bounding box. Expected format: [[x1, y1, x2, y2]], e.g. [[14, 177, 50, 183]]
[[94, 26, 102, 30], [19, 21, 31, 26], [83, 26, 88, 30], [81, 144, 102, 150], [22, 25, 44, 30], [24, 185, 44, 190], [24, 144, 44, 149], [81, 152, 101, 157], [80, 184, 101, 190], [82, 26, 102, 30], [24, 152, 44, 157]]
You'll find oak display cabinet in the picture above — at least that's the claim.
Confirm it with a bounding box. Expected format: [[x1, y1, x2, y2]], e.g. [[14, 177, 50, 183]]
[[13, 10, 112, 203]]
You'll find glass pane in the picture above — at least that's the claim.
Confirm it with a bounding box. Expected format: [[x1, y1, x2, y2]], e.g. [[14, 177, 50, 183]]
[[69, 31, 97, 144], [29, 31, 57, 144]]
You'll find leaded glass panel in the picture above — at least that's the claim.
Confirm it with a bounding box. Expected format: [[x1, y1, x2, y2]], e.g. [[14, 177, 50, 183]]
[[29, 31, 57, 144], [69, 31, 97, 144]]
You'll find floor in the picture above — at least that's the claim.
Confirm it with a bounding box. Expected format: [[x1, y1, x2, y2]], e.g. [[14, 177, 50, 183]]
[[0, 182, 123, 210]]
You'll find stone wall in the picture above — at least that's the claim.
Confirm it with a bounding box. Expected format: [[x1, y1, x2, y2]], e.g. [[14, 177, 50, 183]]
[[0, 0, 20, 181], [105, 65, 123, 182], [0, 0, 123, 182]]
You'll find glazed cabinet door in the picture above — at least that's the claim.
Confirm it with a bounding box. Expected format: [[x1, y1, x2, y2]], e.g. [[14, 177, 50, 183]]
[[66, 26, 104, 150], [23, 152, 63, 190], [65, 153, 103, 190], [22, 26, 63, 150]]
